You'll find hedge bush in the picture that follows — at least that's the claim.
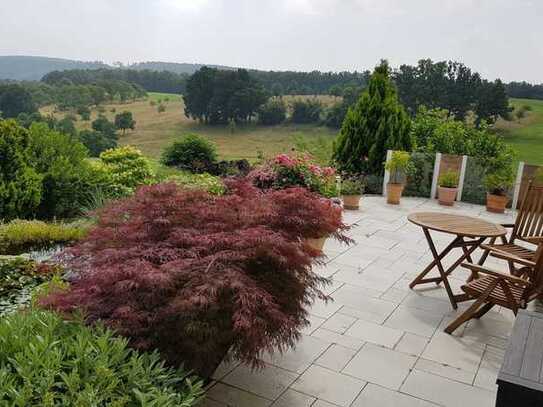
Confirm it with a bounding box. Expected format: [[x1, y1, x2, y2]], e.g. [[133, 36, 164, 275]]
[[0, 310, 203, 406]]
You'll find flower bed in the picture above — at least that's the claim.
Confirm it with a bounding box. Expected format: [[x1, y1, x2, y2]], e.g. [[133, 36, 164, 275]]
[[249, 153, 338, 197]]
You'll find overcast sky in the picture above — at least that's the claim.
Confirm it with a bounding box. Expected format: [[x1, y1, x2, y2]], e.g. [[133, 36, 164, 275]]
[[1, 0, 542, 83]]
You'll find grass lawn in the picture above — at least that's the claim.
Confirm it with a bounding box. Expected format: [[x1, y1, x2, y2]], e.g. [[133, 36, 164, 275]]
[[43, 93, 338, 162], [494, 98, 543, 165]]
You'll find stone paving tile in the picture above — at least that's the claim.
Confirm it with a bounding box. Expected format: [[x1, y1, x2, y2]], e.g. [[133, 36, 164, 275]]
[[321, 312, 357, 334], [315, 344, 358, 372], [401, 369, 496, 407], [262, 334, 330, 374], [384, 306, 443, 338], [474, 346, 505, 391], [270, 389, 315, 407], [291, 365, 366, 406], [352, 383, 439, 407], [421, 333, 485, 373], [310, 327, 366, 350], [414, 357, 475, 384], [206, 383, 271, 407], [222, 363, 298, 400], [343, 343, 417, 390], [345, 319, 404, 348], [394, 332, 429, 357], [336, 298, 397, 324]]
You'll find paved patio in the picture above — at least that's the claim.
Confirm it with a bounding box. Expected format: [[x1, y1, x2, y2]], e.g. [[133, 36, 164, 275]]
[[201, 196, 529, 407]]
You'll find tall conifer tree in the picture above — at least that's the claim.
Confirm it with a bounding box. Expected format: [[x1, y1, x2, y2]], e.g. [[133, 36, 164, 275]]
[[333, 61, 413, 174]]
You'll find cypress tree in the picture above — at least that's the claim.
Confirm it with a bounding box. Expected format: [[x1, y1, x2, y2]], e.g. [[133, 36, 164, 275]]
[[333, 61, 413, 175]]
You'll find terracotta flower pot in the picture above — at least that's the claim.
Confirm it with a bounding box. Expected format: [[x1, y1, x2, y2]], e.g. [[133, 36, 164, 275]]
[[386, 183, 404, 205], [486, 193, 508, 213], [438, 187, 457, 206], [305, 236, 327, 252], [342, 195, 361, 210]]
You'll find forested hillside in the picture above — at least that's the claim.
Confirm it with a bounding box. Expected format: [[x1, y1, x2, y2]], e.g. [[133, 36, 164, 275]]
[[0, 56, 108, 81]]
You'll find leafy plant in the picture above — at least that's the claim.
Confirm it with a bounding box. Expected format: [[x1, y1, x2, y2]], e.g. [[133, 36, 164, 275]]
[[438, 171, 459, 188], [340, 177, 365, 195], [42, 181, 351, 378], [166, 172, 225, 195], [290, 98, 323, 124], [99, 145, 155, 196], [385, 151, 413, 184], [0, 219, 88, 255], [484, 167, 515, 196], [0, 257, 61, 315], [161, 134, 218, 173], [0, 310, 203, 406]]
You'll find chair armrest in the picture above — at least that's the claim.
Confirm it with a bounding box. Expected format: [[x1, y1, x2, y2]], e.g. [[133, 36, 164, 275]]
[[522, 236, 543, 245], [490, 251, 537, 267], [461, 263, 531, 287]]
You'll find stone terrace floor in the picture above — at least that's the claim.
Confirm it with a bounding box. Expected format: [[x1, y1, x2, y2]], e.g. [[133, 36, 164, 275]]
[[201, 195, 530, 407]]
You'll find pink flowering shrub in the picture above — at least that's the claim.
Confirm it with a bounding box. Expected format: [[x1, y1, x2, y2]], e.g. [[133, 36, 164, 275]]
[[249, 153, 338, 197]]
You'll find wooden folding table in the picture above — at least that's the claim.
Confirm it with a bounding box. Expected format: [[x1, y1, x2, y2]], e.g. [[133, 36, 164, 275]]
[[408, 212, 507, 309]]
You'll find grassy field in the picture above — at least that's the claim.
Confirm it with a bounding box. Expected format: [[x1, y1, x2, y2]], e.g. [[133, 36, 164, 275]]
[[494, 98, 543, 165], [43, 93, 338, 162]]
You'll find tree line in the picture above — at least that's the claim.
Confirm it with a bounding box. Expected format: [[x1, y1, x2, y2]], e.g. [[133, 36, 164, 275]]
[[505, 82, 543, 100]]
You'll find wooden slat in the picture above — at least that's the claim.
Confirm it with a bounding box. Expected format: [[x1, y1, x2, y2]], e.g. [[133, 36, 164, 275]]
[[501, 313, 532, 376], [521, 317, 543, 383]]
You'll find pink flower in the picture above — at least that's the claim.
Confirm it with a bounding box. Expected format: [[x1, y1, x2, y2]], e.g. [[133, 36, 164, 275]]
[[274, 154, 296, 168], [322, 167, 336, 177]]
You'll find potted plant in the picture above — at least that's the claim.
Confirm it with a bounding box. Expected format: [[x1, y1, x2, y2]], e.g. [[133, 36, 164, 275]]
[[437, 171, 459, 206], [484, 168, 515, 213], [341, 177, 365, 210], [385, 151, 411, 205]]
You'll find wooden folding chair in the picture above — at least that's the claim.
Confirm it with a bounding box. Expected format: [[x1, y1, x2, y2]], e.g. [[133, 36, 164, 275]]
[[479, 182, 543, 276], [445, 242, 543, 334]]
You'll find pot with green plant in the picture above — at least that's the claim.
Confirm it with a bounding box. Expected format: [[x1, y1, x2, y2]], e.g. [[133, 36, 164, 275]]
[[385, 151, 411, 205], [341, 177, 365, 210], [437, 171, 459, 206], [484, 168, 515, 213]]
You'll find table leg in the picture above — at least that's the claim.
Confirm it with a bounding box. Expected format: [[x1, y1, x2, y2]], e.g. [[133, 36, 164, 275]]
[[422, 228, 459, 309], [409, 235, 462, 288]]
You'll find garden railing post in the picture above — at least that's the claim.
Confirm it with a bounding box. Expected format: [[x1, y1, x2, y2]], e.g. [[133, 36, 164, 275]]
[[430, 152, 442, 199], [456, 155, 468, 202], [383, 149, 393, 196], [512, 161, 525, 210]]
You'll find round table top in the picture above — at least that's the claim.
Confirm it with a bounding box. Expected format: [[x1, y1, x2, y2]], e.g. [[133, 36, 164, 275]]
[[408, 212, 507, 238]]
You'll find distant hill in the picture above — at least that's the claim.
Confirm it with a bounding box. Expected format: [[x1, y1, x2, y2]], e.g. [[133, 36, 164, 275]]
[[0, 56, 235, 81], [0, 56, 109, 81], [127, 61, 235, 75]]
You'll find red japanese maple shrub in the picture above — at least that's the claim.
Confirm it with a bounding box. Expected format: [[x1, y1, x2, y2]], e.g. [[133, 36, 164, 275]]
[[42, 181, 350, 378]]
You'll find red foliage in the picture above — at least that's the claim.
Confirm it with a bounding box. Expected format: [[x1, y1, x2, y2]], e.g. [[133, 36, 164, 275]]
[[42, 180, 351, 377]]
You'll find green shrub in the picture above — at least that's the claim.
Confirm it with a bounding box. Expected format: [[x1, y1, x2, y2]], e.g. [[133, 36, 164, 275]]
[[99, 146, 155, 196], [438, 171, 459, 188], [484, 167, 515, 196], [258, 99, 287, 125], [0, 257, 61, 315], [290, 99, 323, 124], [161, 134, 218, 172], [0, 310, 203, 406], [0, 120, 43, 220], [166, 172, 225, 195], [158, 103, 166, 113], [0, 219, 88, 255], [27, 123, 95, 219]]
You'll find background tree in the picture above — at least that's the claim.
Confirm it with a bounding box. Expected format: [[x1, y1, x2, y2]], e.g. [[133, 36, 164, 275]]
[[333, 61, 413, 174], [0, 84, 37, 118], [114, 111, 136, 134], [290, 99, 323, 124], [257, 99, 287, 125]]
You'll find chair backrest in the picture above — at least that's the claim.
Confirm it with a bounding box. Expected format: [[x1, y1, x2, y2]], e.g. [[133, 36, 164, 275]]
[[512, 182, 543, 243]]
